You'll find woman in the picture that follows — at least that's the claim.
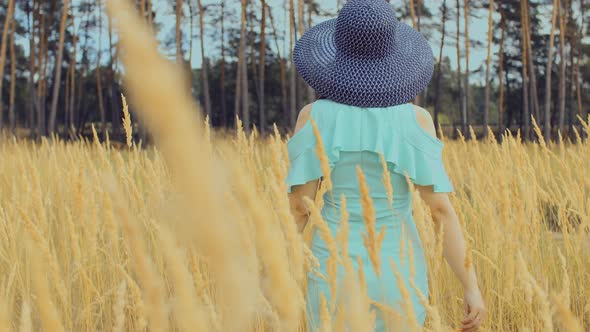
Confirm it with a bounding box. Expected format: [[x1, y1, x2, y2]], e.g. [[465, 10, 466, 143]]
[[286, 0, 487, 331]]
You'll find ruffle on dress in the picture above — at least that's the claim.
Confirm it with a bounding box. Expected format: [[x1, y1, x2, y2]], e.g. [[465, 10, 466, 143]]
[[286, 100, 454, 194]]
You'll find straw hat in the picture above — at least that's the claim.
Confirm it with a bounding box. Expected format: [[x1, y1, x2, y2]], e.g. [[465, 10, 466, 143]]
[[294, 0, 434, 108]]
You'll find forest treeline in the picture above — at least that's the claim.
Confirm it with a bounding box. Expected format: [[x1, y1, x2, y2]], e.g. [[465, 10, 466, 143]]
[[0, 0, 588, 142]]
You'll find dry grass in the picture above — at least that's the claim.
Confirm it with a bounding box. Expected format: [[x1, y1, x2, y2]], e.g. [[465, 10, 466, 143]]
[[0, 109, 589, 332], [0, 1, 589, 331]]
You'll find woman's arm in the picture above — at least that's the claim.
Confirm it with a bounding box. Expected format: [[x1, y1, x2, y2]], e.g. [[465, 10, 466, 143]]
[[415, 187, 479, 290], [287, 104, 320, 233], [413, 105, 486, 331], [416, 186, 486, 331]]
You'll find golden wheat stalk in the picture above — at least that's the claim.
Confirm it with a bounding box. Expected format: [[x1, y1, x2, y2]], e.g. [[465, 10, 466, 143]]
[[318, 294, 332, 332], [159, 226, 210, 331], [304, 196, 339, 310], [379, 153, 394, 207], [389, 258, 419, 331], [121, 93, 133, 147], [335, 254, 373, 331], [19, 301, 32, 332], [0, 299, 9, 332], [112, 281, 127, 332], [310, 117, 332, 191], [106, 2, 261, 330], [28, 239, 65, 332], [356, 166, 385, 277], [551, 293, 583, 332], [336, 194, 350, 260], [516, 250, 554, 331], [110, 184, 169, 331]]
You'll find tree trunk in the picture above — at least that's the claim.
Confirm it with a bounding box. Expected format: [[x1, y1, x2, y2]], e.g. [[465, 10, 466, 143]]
[[65, 63, 70, 133], [268, 3, 288, 124], [417, 0, 422, 30], [544, 0, 559, 141], [248, 17, 259, 118], [498, 6, 506, 140], [575, 0, 583, 138], [297, 0, 305, 35], [239, 0, 250, 131], [520, 0, 530, 140], [289, 0, 297, 127], [220, 0, 228, 127], [433, 0, 447, 133], [65, 7, 75, 133], [524, 0, 540, 137], [259, 0, 267, 135], [176, 0, 183, 63], [197, 0, 212, 120], [409, 0, 417, 31], [108, 8, 118, 136], [557, 0, 567, 134], [575, 60, 582, 137], [234, 19, 243, 130], [296, 0, 305, 109], [456, 0, 466, 136], [138, 0, 149, 143], [49, 0, 70, 135], [233, 61, 242, 130], [27, 0, 37, 134], [37, 10, 48, 136], [0, 0, 15, 133], [184, 1, 193, 94], [506, 74, 513, 131], [8, 16, 16, 134], [97, 0, 106, 139], [147, 0, 153, 28], [66, 30, 78, 132], [463, 0, 471, 138], [76, 8, 91, 137], [569, 30, 575, 134], [483, 0, 494, 139], [188, 1, 193, 69], [579, 0, 586, 139], [568, 0, 575, 135]]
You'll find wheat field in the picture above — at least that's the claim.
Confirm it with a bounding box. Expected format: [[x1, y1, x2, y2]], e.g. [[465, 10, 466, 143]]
[[0, 1, 589, 331], [1, 112, 589, 332]]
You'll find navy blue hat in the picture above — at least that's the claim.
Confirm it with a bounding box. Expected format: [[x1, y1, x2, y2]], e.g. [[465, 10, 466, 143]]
[[293, 0, 434, 108]]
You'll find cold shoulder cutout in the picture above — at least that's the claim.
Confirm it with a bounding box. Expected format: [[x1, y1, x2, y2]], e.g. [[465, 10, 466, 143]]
[[285, 100, 454, 193]]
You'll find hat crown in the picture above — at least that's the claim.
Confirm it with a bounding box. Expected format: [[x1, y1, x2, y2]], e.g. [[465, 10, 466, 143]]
[[334, 0, 398, 59]]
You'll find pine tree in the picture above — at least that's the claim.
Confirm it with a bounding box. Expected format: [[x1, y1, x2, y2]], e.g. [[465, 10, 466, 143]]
[[197, 0, 212, 119], [484, 0, 494, 138], [544, 0, 559, 141], [48, 0, 70, 134], [0, 0, 15, 133]]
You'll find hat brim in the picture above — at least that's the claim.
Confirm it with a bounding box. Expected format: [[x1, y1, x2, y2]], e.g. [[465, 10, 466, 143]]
[[293, 19, 434, 108]]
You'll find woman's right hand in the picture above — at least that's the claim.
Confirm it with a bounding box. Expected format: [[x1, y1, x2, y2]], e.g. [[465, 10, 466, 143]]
[[460, 286, 487, 331]]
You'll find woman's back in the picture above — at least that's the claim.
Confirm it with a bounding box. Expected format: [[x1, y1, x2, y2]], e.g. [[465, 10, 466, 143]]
[[287, 1, 486, 328], [285, 99, 454, 330]]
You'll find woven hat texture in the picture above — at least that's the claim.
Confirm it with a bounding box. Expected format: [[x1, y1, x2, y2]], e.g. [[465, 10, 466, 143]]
[[293, 0, 434, 108]]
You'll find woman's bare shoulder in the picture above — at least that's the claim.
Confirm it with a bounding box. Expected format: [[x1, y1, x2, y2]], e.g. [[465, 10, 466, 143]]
[[294, 103, 314, 134], [411, 104, 437, 138]]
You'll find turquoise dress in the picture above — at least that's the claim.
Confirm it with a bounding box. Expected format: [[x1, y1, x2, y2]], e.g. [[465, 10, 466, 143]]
[[285, 100, 454, 331]]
